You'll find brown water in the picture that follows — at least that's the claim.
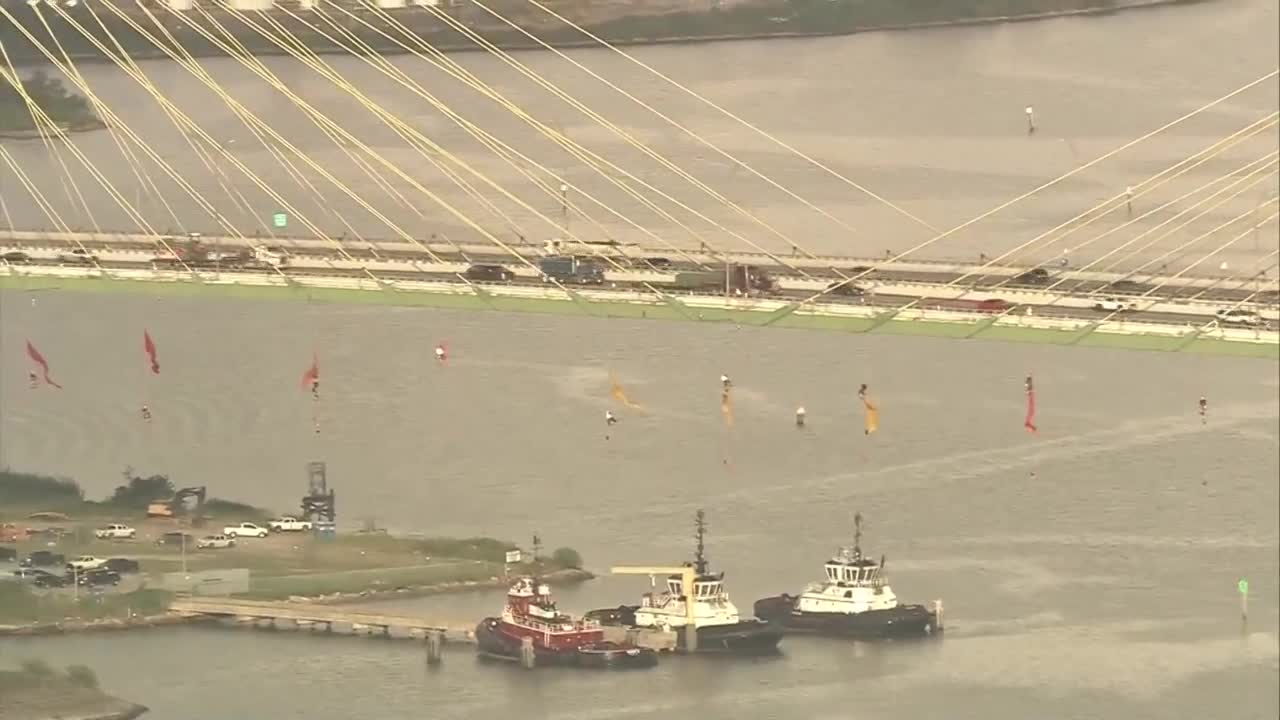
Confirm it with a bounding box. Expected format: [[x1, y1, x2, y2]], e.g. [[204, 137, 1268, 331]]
[[2, 287, 1278, 719], [1, 0, 1278, 273]]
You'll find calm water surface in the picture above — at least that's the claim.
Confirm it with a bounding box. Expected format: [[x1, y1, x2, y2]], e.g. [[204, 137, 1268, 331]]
[[1, 287, 1277, 719]]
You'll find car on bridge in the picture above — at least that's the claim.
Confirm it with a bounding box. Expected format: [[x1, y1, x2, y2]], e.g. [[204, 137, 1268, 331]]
[[465, 264, 514, 283], [1, 251, 31, 264], [58, 248, 98, 264], [1093, 298, 1136, 313], [1215, 309, 1265, 327], [1011, 268, 1052, 285]]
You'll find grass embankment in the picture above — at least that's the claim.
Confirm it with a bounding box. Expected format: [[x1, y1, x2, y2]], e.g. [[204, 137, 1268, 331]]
[[2, 470, 588, 616], [0, 661, 148, 720]]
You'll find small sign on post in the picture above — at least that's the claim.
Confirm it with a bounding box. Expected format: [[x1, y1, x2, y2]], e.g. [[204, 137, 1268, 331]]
[[1239, 578, 1249, 621], [272, 212, 288, 229]]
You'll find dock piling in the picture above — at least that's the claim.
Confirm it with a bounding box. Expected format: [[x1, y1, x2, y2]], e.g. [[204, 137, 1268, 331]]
[[933, 599, 944, 632], [426, 630, 443, 665], [519, 637, 536, 669]]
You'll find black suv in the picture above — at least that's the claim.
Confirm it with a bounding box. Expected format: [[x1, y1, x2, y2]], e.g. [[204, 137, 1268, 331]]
[[20, 551, 65, 568], [465, 264, 514, 282]]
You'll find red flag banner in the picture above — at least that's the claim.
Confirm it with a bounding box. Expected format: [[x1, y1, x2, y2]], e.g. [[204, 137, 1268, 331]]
[[300, 354, 319, 391], [1024, 375, 1037, 433], [26, 340, 62, 389], [143, 330, 160, 374]]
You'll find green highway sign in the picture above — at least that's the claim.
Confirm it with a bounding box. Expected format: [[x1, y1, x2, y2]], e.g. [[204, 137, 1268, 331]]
[[272, 212, 288, 229], [1238, 579, 1249, 595]]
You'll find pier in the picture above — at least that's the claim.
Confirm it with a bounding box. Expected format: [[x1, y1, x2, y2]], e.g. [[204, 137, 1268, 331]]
[[170, 597, 474, 645]]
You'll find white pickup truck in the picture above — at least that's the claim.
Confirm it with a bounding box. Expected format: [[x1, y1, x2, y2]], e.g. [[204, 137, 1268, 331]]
[[196, 535, 236, 549], [94, 524, 136, 540], [58, 248, 98, 264], [66, 556, 107, 571], [267, 517, 313, 532], [223, 522, 269, 538]]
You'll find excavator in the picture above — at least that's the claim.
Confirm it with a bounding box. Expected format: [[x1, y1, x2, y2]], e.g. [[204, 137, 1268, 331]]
[[146, 486, 208, 527]]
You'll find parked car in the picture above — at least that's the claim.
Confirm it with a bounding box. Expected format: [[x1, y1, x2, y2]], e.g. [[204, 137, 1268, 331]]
[[155, 532, 194, 547], [78, 569, 121, 587], [223, 522, 269, 538], [196, 535, 236, 550], [95, 524, 137, 540], [11, 568, 54, 580], [464, 263, 514, 283], [1, 251, 31, 264], [103, 558, 140, 574], [20, 551, 65, 568], [66, 556, 107, 572], [1093, 297, 1136, 312], [267, 517, 313, 532], [33, 573, 68, 588], [1216, 309, 1265, 327]]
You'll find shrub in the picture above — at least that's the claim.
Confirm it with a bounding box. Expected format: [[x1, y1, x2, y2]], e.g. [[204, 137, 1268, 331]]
[[19, 659, 55, 678], [551, 547, 583, 569], [65, 664, 99, 689]]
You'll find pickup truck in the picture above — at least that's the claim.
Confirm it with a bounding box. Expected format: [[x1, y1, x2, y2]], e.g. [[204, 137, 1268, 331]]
[[94, 524, 137, 540], [66, 556, 107, 571], [196, 535, 236, 549], [267, 517, 313, 532], [223, 522, 269, 538]]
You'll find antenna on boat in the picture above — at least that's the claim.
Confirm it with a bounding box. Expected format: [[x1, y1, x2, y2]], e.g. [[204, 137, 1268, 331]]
[[532, 533, 543, 563], [853, 512, 864, 559], [693, 509, 708, 576]]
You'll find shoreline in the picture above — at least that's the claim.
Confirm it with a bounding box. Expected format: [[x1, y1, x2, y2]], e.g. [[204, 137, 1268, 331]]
[[0, 0, 1205, 67], [0, 568, 594, 637], [2, 273, 1274, 359]]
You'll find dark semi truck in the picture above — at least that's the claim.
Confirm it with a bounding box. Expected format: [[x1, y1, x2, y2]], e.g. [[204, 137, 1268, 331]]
[[672, 264, 776, 294]]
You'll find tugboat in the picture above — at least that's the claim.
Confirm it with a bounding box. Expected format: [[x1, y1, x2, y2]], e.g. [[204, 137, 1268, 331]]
[[753, 513, 937, 639], [475, 576, 658, 669], [586, 510, 783, 655]]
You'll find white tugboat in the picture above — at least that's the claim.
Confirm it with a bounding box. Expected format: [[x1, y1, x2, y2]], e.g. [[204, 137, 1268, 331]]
[[586, 510, 783, 654], [753, 513, 937, 639]]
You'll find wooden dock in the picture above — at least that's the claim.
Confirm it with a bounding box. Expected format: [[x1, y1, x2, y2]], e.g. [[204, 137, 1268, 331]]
[[170, 597, 475, 643]]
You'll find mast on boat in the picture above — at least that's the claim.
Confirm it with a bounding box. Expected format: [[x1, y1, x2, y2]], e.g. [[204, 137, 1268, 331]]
[[694, 509, 708, 576]]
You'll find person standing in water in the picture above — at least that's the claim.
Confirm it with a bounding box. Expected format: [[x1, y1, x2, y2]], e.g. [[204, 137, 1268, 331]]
[[435, 345, 447, 363], [1199, 396, 1208, 424], [795, 406, 806, 428], [141, 405, 152, 422]]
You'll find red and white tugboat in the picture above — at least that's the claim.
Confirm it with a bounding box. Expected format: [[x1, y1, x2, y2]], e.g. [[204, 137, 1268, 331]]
[[475, 576, 658, 670]]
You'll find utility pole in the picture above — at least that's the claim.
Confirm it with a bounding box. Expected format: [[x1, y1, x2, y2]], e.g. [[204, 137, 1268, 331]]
[[559, 184, 569, 234]]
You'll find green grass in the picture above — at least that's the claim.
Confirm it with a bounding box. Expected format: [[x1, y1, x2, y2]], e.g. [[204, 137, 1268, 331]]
[[238, 561, 498, 600], [0, 585, 171, 625], [4, 274, 1275, 359]]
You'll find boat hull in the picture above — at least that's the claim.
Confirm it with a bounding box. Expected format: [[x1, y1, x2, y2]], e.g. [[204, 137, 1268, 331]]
[[474, 618, 658, 670], [753, 595, 936, 639], [584, 606, 783, 655]]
